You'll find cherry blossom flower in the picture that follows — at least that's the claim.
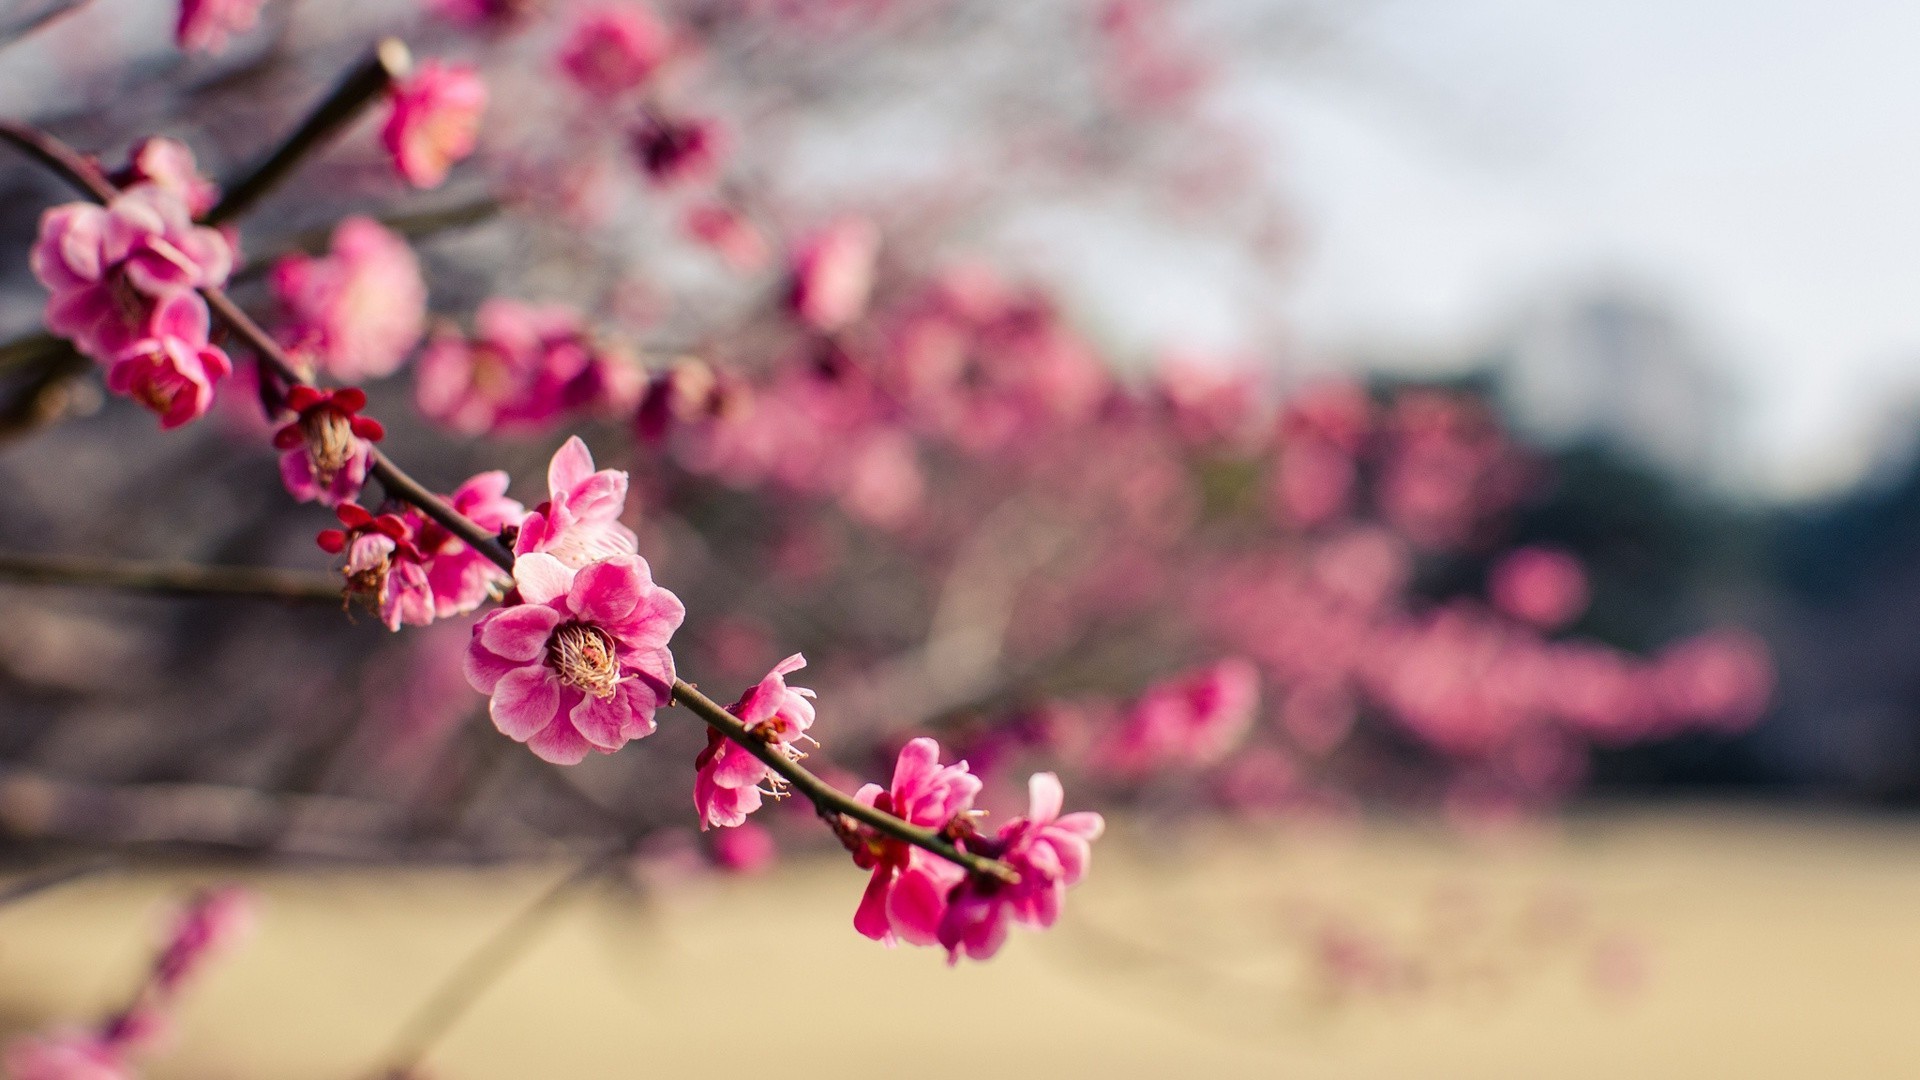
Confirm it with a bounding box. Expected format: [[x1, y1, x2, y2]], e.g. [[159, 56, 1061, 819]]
[[681, 202, 768, 271], [708, 820, 777, 873], [273, 386, 385, 507], [1489, 546, 1589, 630], [788, 216, 879, 333], [31, 186, 233, 362], [937, 771, 1104, 963], [694, 653, 816, 828], [270, 216, 427, 380], [175, 0, 264, 55], [382, 61, 486, 189], [558, 5, 671, 96], [464, 553, 683, 764], [317, 503, 435, 631], [514, 436, 638, 568], [417, 471, 525, 618], [415, 299, 636, 435], [1106, 657, 1259, 774], [102, 292, 232, 429], [849, 737, 980, 946], [112, 138, 219, 218], [632, 114, 725, 187]]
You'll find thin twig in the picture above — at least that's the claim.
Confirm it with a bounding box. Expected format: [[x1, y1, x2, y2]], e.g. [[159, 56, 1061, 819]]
[[0, 857, 115, 909], [205, 38, 412, 225], [0, 551, 342, 602], [373, 855, 614, 1079]]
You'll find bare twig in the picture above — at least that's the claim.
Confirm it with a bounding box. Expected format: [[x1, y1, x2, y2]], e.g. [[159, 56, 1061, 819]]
[[0, 551, 342, 602]]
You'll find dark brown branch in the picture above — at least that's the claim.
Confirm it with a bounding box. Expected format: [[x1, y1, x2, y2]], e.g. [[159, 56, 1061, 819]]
[[0, 551, 342, 602], [0, 118, 116, 201]]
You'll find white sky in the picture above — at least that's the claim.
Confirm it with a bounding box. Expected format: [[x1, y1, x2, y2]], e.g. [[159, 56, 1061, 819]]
[[1226, 0, 1920, 497]]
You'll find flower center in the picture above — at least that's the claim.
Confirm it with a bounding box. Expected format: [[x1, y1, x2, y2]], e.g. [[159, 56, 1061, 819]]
[[547, 621, 621, 698], [302, 408, 357, 482]]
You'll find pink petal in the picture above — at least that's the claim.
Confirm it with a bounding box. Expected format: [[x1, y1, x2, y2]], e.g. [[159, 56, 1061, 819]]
[[853, 867, 898, 945], [528, 716, 593, 765], [490, 665, 561, 740], [567, 556, 645, 625], [547, 435, 597, 495], [568, 689, 632, 751], [479, 604, 561, 661], [1026, 771, 1065, 825], [512, 552, 574, 606]]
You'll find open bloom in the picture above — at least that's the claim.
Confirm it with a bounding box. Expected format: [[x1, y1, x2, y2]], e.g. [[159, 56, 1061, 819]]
[[850, 738, 980, 947], [1105, 657, 1259, 774], [514, 436, 638, 568], [694, 653, 816, 828], [416, 471, 525, 618], [415, 299, 636, 435], [937, 772, 1105, 963], [175, 0, 264, 54], [103, 292, 232, 429], [113, 138, 219, 218], [270, 216, 427, 380], [465, 553, 683, 764], [318, 504, 434, 631], [273, 386, 385, 507], [31, 185, 233, 361], [383, 61, 486, 189], [558, 4, 671, 96], [788, 216, 879, 333]]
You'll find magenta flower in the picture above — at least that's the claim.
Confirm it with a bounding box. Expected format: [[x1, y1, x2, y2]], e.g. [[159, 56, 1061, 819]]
[[382, 61, 486, 190], [788, 216, 879, 333], [1105, 657, 1259, 775], [175, 0, 264, 55], [850, 737, 980, 946], [102, 292, 233, 430], [417, 471, 526, 618], [270, 216, 427, 380], [682, 202, 768, 271], [1489, 546, 1589, 631], [31, 186, 233, 362], [632, 114, 726, 187], [464, 552, 683, 764], [317, 503, 435, 631], [112, 138, 219, 218], [273, 386, 385, 507], [514, 436, 638, 568], [3, 1032, 126, 1080], [694, 653, 816, 829], [558, 5, 671, 96], [415, 299, 637, 435], [937, 772, 1104, 963], [151, 886, 254, 995]]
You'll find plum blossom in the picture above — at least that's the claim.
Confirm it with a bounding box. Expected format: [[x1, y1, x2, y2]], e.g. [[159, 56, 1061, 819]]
[[632, 114, 725, 187], [559, 5, 671, 96], [415, 299, 638, 435], [464, 553, 683, 764], [273, 386, 385, 507], [31, 185, 233, 362], [682, 202, 768, 271], [416, 471, 525, 618], [937, 772, 1104, 963], [112, 138, 218, 218], [383, 61, 486, 189], [849, 738, 980, 947], [708, 820, 777, 873], [788, 216, 879, 333], [514, 436, 638, 568], [1106, 657, 1259, 774], [1490, 546, 1589, 630], [270, 217, 427, 380], [694, 653, 816, 828], [103, 292, 232, 429], [318, 503, 435, 631], [175, 0, 264, 55]]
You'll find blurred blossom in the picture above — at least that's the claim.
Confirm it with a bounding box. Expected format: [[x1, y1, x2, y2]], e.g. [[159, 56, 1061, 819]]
[[383, 61, 486, 189], [1490, 547, 1591, 631], [788, 216, 880, 333], [270, 217, 427, 381], [175, 0, 264, 55], [558, 4, 672, 96]]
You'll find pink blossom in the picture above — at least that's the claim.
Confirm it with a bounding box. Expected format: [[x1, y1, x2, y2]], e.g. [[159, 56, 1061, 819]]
[[849, 737, 980, 946], [416, 471, 526, 618], [632, 114, 726, 187], [1655, 629, 1774, 732], [270, 216, 427, 380], [273, 386, 385, 507], [382, 61, 486, 189], [788, 216, 879, 333], [464, 552, 683, 764], [3, 1033, 125, 1080], [112, 138, 219, 218], [682, 203, 768, 271], [937, 771, 1104, 963], [151, 886, 254, 995], [429, 0, 536, 28], [694, 653, 816, 829], [31, 186, 233, 362], [102, 292, 232, 429], [175, 0, 264, 55], [558, 5, 671, 96], [708, 820, 778, 873], [1490, 546, 1589, 630], [415, 299, 636, 435], [317, 503, 435, 631], [1106, 658, 1259, 774], [514, 436, 638, 568]]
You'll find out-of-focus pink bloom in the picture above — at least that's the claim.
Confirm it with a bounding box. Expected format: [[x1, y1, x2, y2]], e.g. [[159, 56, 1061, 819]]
[[31, 186, 233, 362], [112, 138, 219, 218], [1490, 546, 1590, 630], [693, 653, 817, 828], [709, 820, 777, 872], [1656, 629, 1774, 732], [270, 217, 427, 380], [850, 737, 980, 946], [152, 886, 254, 995], [1274, 439, 1355, 527], [1153, 354, 1266, 447], [788, 216, 879, 333], [1106, 657, 1260, 774], [103, 292, 232, 429], [382, 61, 486, 189], [936, 771, 1104, 963], [417, 471, 526, 617], [415, 299, 636, 435], [682, 203, 768, 271], [3, 1032, 125, 1080], [514, 436, 638, 568], [175, 0, 264, 54], [632, 114, 726, 187], [318, 503, 436, 631], [559, 5, 671, 96], [429, 0, 537, 28], [464, 552, 683, 764], [273, 385, 385, 507]]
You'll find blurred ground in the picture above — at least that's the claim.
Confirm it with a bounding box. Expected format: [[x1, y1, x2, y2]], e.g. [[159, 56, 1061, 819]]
[[0, 807, 1917, 1078]]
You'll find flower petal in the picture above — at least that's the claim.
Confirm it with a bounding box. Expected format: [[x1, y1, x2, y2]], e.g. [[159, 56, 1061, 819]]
[[512, 551, 574, 606], [479, 604, 562, 662], [490, 665, 560, 740]]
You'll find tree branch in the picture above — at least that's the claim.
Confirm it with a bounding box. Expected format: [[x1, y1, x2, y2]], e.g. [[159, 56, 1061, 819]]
[[0, 551, 343, 602]]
